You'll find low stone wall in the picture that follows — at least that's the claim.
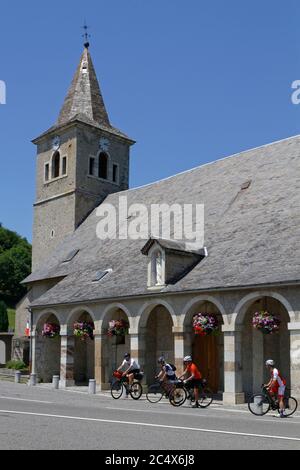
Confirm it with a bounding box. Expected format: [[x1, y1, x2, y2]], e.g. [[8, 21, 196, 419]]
[[0, 333, 14, 365], [0, 368, 29, 376]]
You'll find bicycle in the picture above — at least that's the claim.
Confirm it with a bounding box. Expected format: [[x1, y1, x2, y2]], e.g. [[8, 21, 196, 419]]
[[110, 371, 143, 400], [146, 380, 186, 407], [248, 385, 298, 417], [171, 379, 214, 408]]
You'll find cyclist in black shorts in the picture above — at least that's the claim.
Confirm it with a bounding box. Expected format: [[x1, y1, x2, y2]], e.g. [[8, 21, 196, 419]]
[[179, 356, 202, 408]]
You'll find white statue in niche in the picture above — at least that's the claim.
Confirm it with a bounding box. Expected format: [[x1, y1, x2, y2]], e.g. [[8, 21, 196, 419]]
[[155, 251, 163, 286]]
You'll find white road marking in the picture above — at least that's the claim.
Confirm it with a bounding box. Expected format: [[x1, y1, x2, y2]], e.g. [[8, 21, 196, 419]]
[[104, 406, 300, 423], [0, 409, 299, 443], [0, 397, 53, 404]]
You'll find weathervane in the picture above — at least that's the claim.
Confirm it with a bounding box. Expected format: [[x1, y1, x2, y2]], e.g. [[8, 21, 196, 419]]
[[82, 20, 91, 49]]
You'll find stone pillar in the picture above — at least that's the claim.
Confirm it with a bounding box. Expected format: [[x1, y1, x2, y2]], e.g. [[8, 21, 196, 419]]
[[94, 333, 106, 390], [31, 330, 37, 375], [59, 327, 75, 388], [289, 322, 300, 400], [222, 326, 245, 404], [252, 328, 264, 393], [130, 327, 146, 373], [173, 327, 185, 373], [183, 326, 193, 358]]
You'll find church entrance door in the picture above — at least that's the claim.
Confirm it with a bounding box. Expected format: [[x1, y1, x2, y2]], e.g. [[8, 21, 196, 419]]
[[192, 334, 219, 393]]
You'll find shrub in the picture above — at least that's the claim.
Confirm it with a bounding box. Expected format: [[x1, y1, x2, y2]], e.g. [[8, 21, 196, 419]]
[[6, 360, 27, 370]]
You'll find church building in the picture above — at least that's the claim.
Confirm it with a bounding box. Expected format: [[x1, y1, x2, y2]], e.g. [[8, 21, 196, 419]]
[[16, 42, 300, 404]]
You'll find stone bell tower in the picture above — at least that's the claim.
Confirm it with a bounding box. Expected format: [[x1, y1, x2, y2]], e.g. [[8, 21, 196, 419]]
[[32, 43, 135, 270]]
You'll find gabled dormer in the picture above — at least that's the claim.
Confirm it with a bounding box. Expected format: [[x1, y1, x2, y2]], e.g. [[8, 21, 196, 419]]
[[141, 238, 207, 289]]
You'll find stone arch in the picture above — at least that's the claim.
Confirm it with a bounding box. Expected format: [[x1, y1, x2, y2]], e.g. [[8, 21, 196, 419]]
[[35, 311, 61, 383], [234, 292, 292, 396], [233, 291, 295, 328], [137, 300, 176, 331], [138, 301, 175, 385], [35, 309, 62, 329], [66, 306, 96, 330], [0, 340, 6, 365], [182, 295, 227, 327], [101, 304, 131, 388], [182, 296, 225, 393], [66, 307, 95, 385], [102, 303, 131, 328]]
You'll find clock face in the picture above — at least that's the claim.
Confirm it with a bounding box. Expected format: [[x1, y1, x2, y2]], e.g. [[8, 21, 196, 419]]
[[52, 136, 61, 150], [99, 138, 109, 152]]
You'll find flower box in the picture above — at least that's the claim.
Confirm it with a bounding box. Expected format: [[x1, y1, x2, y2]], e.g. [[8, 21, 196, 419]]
[[252, 311, 281, 335], [73, 321, 94, 341], [42, 323, 60, 339], [192, 313, 219, 336]]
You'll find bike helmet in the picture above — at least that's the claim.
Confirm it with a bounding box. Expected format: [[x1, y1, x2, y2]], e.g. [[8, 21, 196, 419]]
[[183, 356, 192, 363], [265, 359, 275, 367], [158, 356, 165, 364], [124, 353, 131, 359]]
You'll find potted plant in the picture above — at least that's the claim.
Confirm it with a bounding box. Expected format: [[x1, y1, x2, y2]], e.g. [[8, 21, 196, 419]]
[[192, 313, 219, 336], [107, 319, 129, 338], [252, 311, 281, 335], [73, 321, 95, 341], [42, 323, 60, 339]]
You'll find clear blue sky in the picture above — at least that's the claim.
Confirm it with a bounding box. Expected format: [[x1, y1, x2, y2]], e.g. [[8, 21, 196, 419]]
[[1, 0, 300, 242]]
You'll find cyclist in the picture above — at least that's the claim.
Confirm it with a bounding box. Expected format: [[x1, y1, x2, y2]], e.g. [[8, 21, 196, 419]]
[[117, 353, 141, 389], [264, 359, 287, 418], [179, 356, 202, 408], [155, 357, 177, 396]]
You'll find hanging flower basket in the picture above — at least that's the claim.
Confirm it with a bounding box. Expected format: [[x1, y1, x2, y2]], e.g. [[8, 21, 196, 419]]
[[73, 321, 95, 341], [107, 319, 129, 338], [42, 323, 60, 339], [252, 311, 281, 335], [192, 313, 219, 336]]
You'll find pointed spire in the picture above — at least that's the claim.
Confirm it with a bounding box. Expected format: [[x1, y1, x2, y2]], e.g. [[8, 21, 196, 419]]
[[57, 48, 110, 127]]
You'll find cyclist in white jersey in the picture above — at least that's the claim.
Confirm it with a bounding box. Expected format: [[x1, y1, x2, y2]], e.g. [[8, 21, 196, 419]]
[[117, 353, 140, 388]]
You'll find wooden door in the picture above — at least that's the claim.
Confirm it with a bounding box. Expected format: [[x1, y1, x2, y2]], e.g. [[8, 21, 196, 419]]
[[192, 334, 219, 392]]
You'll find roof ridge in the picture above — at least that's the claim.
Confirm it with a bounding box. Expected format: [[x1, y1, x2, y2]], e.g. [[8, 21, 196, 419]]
[[121, 133, 300, 195]]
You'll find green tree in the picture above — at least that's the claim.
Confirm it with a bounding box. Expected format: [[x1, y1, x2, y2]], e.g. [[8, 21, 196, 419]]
[[0, 301, 9, 332], [0, 225, 32, 306]]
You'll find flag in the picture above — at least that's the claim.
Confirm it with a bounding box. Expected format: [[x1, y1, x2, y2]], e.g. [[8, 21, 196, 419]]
[[25, 319, 30, 337]]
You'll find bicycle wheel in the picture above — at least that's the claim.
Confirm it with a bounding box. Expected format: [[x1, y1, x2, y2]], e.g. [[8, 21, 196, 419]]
[[111, 381, 124, 400], [199, 387, 213, 408], [146, 383, 164, 403], [248, 394, 271, 416], [280, 396, 298, 417], [130, 382, 143, 400], [169, 386, 187, 407]]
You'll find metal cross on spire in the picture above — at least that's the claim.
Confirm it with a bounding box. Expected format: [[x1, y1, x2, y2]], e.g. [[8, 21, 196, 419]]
[[82, 20, 91, 49]]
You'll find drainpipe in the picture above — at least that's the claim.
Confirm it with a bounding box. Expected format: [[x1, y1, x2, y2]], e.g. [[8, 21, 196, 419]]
[[26, 307, 33, 374]]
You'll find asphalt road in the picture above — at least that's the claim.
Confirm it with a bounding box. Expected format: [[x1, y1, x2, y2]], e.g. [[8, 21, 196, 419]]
[[0, 382, 300, 450]]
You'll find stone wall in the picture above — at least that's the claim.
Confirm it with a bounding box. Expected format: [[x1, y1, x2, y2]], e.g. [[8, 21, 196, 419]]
[[0, 333, 15, 365]]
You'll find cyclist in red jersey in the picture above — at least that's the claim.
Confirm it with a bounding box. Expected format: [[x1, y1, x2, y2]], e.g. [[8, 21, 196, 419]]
[[179, 356, 202, 408], [265, 359, 287, 418]]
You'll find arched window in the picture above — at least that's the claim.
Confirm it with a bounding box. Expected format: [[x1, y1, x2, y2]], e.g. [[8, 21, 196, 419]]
[[52, 151, 60, 179], [151, 250, 163, 286], [98, 152, 108, 180]]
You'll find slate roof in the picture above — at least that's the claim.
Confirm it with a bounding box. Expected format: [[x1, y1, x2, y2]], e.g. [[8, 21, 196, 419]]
[[33, 48, 134, 144], [26, 134, 300, 308]]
